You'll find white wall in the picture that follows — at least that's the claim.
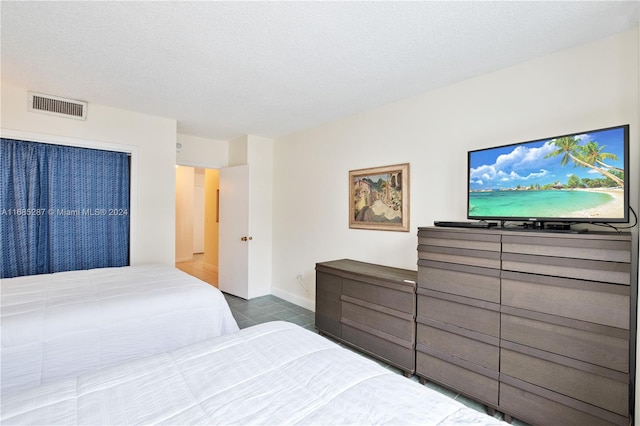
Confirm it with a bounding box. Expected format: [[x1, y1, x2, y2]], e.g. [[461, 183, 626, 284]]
[[272, 28, 639, 310], [177, 133, 228, 168], [247, 135, 274, 299], [1, 83, 177, 266]]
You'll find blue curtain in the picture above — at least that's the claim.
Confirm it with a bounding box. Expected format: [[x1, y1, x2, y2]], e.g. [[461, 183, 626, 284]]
[[1, 138, 130, 278]]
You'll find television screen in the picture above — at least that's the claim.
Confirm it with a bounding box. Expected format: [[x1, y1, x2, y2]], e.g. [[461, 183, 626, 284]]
[[468, 124, 629, 223]]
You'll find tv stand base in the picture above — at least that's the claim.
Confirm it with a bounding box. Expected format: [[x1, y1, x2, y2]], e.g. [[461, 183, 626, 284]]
[[502, 221, 588, 233]]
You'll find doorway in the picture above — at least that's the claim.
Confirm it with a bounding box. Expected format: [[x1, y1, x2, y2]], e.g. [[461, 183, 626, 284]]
[[175, 166, 220, 287]]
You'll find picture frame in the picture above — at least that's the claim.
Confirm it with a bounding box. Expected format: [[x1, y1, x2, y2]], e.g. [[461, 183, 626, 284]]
[[349, 163, 409, 232]]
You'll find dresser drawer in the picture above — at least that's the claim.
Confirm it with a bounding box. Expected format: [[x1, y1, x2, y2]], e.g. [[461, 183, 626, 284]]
[[342, 278, 415, 314], [417, 289, 500, 337], [416, 320, 498, 371], [341, 320, 415, 373], [501, 271, 630, 329], [501, 309, 629, 373], [500, 381, 627, 426], [501, 252, 631, 285], [417, 244, 501, 269], [418, 259, 499, 302], [500, 345, 628, 416], [341, 295, 414, 342], [501, 233, 631, 263], [416, 351, 498, 406], [418, 228, 501, 252]]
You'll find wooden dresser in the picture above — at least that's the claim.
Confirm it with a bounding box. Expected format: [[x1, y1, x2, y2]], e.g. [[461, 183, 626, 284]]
[[315, 259, 417, 375], [416, 226, 634, 426]]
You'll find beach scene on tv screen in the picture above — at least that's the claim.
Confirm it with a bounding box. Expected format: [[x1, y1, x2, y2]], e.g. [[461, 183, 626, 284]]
[[468, 127, 626, 219]]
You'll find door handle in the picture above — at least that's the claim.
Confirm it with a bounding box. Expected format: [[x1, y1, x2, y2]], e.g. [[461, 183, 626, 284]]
[[241, 236, 253, 241]]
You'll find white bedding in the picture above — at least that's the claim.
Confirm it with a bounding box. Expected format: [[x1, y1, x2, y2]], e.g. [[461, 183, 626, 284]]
[[1, 264, 239, 391], [1, 321, 502, 426]]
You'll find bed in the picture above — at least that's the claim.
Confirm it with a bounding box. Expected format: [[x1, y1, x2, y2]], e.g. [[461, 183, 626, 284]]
[[1, 321, 502, 425], [0, 264, 239, 392]]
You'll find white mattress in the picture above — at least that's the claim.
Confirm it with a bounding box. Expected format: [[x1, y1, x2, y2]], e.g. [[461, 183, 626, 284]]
[[1, 264, 239, 391], [1, 321, 502, 426]]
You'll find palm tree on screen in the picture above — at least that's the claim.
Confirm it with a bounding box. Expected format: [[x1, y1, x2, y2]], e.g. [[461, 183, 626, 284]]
[[544, 136, 624, 187], [580, 141, 624, 173]]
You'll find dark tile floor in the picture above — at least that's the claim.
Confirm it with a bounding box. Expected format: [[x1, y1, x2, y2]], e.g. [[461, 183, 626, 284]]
[[223, 293, 315, 331], [222, 292, 528, 425]]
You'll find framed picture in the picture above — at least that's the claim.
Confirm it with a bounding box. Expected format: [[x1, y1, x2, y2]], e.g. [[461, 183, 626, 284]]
[[349, 163, 409, 232]]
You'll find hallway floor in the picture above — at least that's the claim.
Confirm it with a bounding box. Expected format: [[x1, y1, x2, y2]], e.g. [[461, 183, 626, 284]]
[[176, 254, 218, 287]]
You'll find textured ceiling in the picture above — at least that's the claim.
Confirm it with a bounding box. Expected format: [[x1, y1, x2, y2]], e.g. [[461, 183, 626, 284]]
[[2, 1, 639, 141]]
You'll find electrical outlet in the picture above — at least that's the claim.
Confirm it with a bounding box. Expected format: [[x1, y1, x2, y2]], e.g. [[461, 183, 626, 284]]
[[296, 271, 309, 295]]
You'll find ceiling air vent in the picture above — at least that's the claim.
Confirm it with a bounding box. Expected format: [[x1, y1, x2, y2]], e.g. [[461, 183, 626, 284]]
[[28, 92, 87, 120]]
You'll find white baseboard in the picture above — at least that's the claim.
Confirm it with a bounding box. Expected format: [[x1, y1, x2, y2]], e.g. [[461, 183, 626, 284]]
[[271, 288, 315, 312]]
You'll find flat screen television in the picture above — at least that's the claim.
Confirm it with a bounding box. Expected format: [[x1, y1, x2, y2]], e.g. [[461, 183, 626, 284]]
[[468, 124, 629, 226]]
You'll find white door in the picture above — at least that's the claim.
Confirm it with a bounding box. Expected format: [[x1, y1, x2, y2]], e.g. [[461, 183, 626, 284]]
[[218, 165, 250, 299]]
